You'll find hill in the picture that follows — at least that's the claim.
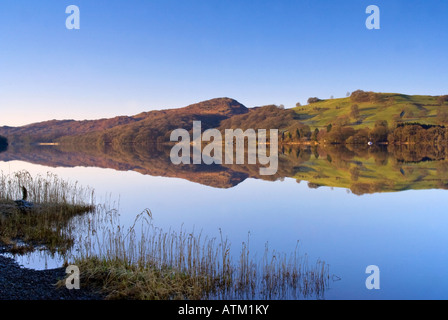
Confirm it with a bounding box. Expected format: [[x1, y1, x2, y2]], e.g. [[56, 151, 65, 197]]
[[1, 92, 447, 146], [57, 97, 248, 146], [293, 91, 448, 130], [0, 116, 147, 145], [0, 98, 248, 145]]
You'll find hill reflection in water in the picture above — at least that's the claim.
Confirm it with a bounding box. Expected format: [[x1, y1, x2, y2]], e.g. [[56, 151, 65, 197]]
[[1, 143, 448, 195]]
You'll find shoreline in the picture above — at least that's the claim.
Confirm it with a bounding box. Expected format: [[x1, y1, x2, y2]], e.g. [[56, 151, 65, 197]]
[[0, 251, 104, 300]]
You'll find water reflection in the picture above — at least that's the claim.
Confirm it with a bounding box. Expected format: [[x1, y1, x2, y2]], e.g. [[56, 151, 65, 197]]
[[0, 143, 7, 154], [1, 143, 448, 194], [1, 144, 448, 299]]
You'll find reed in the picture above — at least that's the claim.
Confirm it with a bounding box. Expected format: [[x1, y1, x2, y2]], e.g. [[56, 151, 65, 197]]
[[0, 170, 331, 300], [0, 170, 95, 205], [0, 170, 95, 255], [69, 208, 331, 300]]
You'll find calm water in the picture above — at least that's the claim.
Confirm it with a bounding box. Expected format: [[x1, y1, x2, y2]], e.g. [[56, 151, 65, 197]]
[[1, 144, 447, 300]]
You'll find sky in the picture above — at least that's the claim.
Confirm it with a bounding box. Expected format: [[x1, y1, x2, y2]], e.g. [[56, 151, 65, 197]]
[[0, 0, 447, 126]]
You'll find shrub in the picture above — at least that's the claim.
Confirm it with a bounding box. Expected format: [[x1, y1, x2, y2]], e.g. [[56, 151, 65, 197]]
[[307, 97, 321, 104], [350, 90, 382, 103]]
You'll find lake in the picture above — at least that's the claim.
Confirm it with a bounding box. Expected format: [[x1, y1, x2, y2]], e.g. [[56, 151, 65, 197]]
[[0, 143, 447, 300]]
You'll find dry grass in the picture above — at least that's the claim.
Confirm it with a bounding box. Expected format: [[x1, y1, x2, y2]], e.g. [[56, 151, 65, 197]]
[[0, 170, 331, 300], [0, 170, 95, 255], [0, 170, 95, 205], [68, 208, 330, 300]]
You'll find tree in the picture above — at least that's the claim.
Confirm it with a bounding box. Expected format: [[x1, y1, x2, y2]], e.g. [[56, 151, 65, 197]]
[[437, 95, 448, 106], [295, 102, 302, 108], [350, 90, 382, 103], [307, 97, 321, 104], [347, 128, 370, 145], [311, 128, 319, 141], [370, 120, 389, 143], [299, 126, 311, 140], [324, 125, 355, 144], [350, 104, 360, 120], [388, 123, 448, 145]]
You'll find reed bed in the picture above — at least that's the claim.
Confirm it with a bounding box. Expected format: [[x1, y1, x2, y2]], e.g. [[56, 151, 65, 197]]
[[0, 170, 331, 300], [0, 170, 95, 206], [70, 208, 331, 300], [0, 170, 95, 255]]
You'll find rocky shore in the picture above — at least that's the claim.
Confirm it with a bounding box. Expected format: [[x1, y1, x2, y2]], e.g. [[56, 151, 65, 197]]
[[0, 255, 104, 300]]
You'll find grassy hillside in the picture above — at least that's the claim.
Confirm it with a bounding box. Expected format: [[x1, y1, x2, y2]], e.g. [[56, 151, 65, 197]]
[[293, 92, 447, 130], [218, 105, 304, 133]]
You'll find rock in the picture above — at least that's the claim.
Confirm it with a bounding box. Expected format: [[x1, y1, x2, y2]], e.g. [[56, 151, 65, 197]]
[[14, 200, 34, 213], [14, 186, 34, 213]]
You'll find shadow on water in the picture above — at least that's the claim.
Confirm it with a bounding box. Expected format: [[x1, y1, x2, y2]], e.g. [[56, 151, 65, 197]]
[[0, 143, 7, 154], [1, 143, 448, 194]]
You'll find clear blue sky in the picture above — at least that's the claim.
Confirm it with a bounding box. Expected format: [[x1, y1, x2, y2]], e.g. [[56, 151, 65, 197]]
[[1, 0, 447, 126]]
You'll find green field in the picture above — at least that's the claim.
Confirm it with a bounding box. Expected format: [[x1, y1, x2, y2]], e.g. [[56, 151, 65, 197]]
[[293, 93, 443, 130]]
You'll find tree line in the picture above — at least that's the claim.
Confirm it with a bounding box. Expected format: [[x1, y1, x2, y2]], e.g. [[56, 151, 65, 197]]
[[280, 121, 448, 145]]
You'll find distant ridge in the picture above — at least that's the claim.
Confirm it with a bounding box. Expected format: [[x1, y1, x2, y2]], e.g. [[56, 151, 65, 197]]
[[0, 98, 248, 145], [1, 92, 447, 146]]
